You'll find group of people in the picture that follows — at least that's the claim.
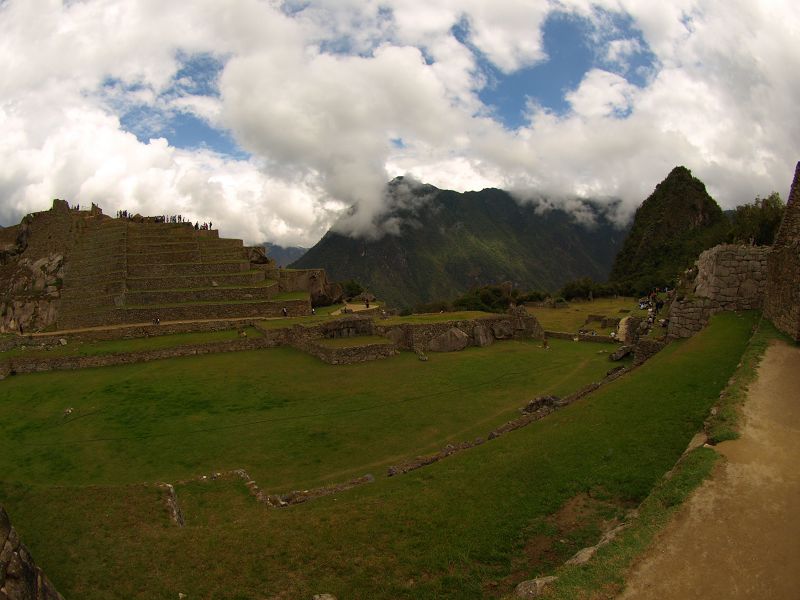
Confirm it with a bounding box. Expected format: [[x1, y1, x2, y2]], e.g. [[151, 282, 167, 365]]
[[115, 209, 214, 231], [640, 287, 672, 329]]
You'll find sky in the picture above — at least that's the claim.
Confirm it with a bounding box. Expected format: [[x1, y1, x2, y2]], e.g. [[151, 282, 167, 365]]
[[1, 0, 798, 247]]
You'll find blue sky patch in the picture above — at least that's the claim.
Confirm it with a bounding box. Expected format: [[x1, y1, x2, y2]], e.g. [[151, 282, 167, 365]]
[[477, 10, 657, 130], [110, 53, 248, 158]]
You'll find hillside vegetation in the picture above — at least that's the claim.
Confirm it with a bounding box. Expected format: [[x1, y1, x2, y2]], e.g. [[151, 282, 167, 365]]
[[609, 166, 728, 293], [293, 180, 627, 308]]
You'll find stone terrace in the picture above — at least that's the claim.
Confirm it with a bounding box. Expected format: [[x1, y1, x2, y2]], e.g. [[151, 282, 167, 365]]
[[58, 219, 308, 329]]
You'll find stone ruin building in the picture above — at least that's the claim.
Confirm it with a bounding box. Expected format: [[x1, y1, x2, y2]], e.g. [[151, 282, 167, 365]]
[[0, 200, 341, 333], [668, 161, 800, 341]]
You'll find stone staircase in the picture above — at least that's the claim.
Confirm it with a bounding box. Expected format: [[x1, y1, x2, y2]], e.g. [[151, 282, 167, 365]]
[[58, 220, 307, 329]]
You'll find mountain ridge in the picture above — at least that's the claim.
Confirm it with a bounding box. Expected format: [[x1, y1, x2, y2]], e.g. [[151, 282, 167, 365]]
[[292, 181, 629, 307]]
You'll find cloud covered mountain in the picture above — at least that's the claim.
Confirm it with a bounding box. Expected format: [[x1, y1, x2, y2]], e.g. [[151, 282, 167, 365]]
[[292, 178, 628, 307]]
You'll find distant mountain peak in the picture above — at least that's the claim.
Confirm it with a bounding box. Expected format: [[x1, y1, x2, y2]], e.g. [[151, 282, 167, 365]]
[[609, 165, 727, 292]]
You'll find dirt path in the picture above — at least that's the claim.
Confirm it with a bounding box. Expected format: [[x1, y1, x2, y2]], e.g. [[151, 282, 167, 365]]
[[618, 340, 800, 599]]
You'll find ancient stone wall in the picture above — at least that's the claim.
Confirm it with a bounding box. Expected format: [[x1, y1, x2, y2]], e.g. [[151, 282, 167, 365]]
[[0, 319, 263, 352], [0, 200, 79, 334], [666, 297, 718, 339], [375, 308, 543, 353], [0, 505, 64, 600], [667, 244, 768, 338], [764, 162, 800, 340], [632, 339, 667, 365], [544, 331, 618, 344], [2, 338, 274, 377], [277, 269, 343, 306], [304, 341, 397, 365], [693, 245, 769, 309], [56, 298, 311, 328]]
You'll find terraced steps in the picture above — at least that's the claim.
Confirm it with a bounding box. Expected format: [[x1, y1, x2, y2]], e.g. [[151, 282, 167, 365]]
[[128, 249, 202, 264], [125, 282, 278, 305], [57, 219, 309, 329], [126, 271, 268, 290], [127, 261, 249, 277]]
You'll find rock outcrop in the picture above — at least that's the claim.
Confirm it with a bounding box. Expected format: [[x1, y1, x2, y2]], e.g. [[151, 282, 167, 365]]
[[428, 327, 470, 352]]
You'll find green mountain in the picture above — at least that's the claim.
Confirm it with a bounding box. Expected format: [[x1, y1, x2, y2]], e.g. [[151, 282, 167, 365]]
[[264, 242, 307, 267], [291, 179, 628, 308], [609, 166, 728, 293]]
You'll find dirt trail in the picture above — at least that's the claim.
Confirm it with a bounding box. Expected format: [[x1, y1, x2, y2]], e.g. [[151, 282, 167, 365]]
[[619, 340, 800, 599]]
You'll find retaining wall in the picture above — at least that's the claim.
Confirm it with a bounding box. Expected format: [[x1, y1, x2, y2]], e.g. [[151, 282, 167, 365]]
[[375, 308, 543, 352], [668, 244, 769, 339], [3, 338, 274, 376], [764, 162, 800, 341], [545, 331, 618, 344], [304, 341, 397, 365]]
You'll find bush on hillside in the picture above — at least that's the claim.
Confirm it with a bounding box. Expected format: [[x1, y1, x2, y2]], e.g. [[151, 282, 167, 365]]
[[341, 279, 364, 299], [419, 284, 550, 314], [727, 192, 785, 246], [559, 278, 621, 301]]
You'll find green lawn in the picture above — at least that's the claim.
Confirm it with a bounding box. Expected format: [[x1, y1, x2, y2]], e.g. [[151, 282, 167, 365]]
[[0, 312, 758, 599], [2, 327, 261, 360], [0, 338, 617, 489], [528, 297, 648, 332]]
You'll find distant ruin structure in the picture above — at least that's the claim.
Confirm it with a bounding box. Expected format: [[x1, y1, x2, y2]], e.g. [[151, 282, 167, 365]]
[[764, 162, 800, 341], [0, 201, 341, 333]]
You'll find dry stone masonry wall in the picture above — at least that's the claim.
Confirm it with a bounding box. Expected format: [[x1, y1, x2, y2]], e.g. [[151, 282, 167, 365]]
[[0, 506, 64, 600], [668, 244, 768, 338], [376, 307, 544, 353], [764, 162, 800, 340]]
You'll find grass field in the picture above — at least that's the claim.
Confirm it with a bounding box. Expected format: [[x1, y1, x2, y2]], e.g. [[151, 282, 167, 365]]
[[0, 311, 758, 599], [528, 297, 649, 333], [0, 338, 618, 489]]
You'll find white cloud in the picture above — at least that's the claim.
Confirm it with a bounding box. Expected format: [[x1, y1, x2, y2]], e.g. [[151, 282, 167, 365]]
[[605, 38, 641, 69], [566, 69, 637, 118], [0, 0, 798, 248]]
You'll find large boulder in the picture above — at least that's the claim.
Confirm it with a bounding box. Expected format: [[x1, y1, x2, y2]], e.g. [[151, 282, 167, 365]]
[[491, 320, 514, 339], [507, 306, 544, 338], [473, 324, 494, 347], [428, 327, 469, 352], [616, 316, 642, 344]]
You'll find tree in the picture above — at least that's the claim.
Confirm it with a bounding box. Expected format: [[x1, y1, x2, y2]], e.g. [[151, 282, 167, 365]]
[[728, 192, 785, 246], [341, 279, 364, 299]]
